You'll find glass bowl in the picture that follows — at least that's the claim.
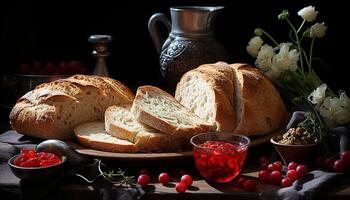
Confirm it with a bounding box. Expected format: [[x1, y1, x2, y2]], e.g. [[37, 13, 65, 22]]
[[190, 132, 250, 183]]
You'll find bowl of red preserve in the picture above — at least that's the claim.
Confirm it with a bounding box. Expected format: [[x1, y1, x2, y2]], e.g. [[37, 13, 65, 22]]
[[190, 132, 250, 183], [8, 149, 66, 181]]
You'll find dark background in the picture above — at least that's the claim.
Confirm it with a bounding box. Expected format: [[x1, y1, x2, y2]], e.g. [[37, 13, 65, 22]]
[[0, 0, 348, 91]]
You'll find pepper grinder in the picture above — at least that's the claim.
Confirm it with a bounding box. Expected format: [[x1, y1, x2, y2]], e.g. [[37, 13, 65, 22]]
[[88, 35, 113, 77]]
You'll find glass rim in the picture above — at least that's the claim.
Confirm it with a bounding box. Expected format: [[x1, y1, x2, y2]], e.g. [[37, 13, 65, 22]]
[[190, 132, 251, 150]]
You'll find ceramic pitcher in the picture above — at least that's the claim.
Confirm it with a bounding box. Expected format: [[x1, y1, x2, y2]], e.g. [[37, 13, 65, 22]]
[[148, 6, 228, 90]]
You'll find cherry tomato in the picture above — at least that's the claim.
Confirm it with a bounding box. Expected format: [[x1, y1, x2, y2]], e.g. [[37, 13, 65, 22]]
[[340, 151, 350, 167], [286, 169, 298, 181], [137, 174, 150, 186], [258, 170, 270, 182], [296, 165, 308, 177], [175, 182, 187, 193], [158, 173, 170, 184], [281, 177, 293, 187], [237, 177, 247, 187], [270, 171, 282, 185], [334, 160, 344, 172], [288, 162, 298, 170], [273, 161, 283, 171], [181, 174, 193, 186]]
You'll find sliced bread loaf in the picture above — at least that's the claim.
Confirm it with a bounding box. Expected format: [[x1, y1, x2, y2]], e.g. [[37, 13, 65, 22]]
[[105, 105, 184, 152], [131, 86, 213, 138], [74, 121, 139, 153], [175, 62, 236, 132]]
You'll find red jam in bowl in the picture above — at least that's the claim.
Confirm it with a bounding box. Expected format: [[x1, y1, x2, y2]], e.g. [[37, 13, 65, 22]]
[[193, 140, 249, 182], [13, 149, 62, 168]]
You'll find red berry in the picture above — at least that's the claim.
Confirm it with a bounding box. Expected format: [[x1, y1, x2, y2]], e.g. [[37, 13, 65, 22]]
[[158, 173, 170, 184], [181, 175, 193, 187], [137, 169, 150, 176], [334, 160, 345, 172], [270, 171, 283, 185], [175, 182, 187, 193], [340, 151, 350, 167], [286, 170, 298, 181], [137, 174, 150, 186], [324, 157, 337, 171], [267, 164, 275, 172], [243, 179, 256, 192], [296, 165, 308, 177], [288, 162, 298, 170], [273, 161, 283, 171], [237, 177, 247, 187], [260, 162, 268, 170], [281, 177, 293, 187], [258, 170, 270, 182]]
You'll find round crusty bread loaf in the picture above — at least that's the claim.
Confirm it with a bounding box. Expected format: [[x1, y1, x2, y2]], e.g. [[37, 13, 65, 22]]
[[175, 62, 287, 136], [9, 75, 134, 139], [175, 62, 236, 132]]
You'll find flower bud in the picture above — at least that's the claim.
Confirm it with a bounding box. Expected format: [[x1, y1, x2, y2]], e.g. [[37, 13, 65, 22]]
[[278, 10, 289, 20], [254, 28, 263, 36], [310, 22, 327, 38]]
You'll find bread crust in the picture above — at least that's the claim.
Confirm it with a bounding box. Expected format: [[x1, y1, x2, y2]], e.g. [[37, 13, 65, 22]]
[[10, 75, 134, 139], [176, 62, 236, 132], [230, 63, 287, 135]]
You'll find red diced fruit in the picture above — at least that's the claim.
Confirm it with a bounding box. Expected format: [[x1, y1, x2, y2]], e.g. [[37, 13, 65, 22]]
[[334, 160, 344, 172], [281, 177, 293, 187], [258, 170, 270, 182], [288, 162, 298, 170], [237, 177, 247, 187], [269, 171, 282, 185], [340, 151, 350, 167], [296, 165, 308, 177], [286, 169, 298, 181], [137, 174, 150, 186], [181, 174, 193, 187], [243, 180, 256, 192], [158, 173, 170, 184], [13, 149, 61, 168], [175, 182, 187, 193]]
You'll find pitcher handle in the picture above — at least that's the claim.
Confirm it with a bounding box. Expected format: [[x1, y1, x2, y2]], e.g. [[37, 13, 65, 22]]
[[148, 13, 171, 54]]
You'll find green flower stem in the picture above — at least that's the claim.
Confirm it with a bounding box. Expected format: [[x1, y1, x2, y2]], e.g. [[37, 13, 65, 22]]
[[259, 28, 279, 46], [309, 37, 315, 72], [286, 18, 304, 72], [303, 51, 311, 69], [297, 20, 306, 33]]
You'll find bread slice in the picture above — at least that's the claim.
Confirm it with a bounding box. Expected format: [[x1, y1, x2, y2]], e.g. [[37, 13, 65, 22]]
[[175, 62, 236, 132], [105, 105, 184, 152], [229, 63, 287, 135], [10, 75, 134, 139], [131, 86, 213, 138], [74, 121, 139, 153]]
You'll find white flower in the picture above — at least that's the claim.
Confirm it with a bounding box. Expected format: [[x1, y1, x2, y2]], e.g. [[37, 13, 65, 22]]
[[318, 92, 350, 127], [298, 6, 318, 22], [311, 22, 327, 38], [272, 43, 299, 72], [247, 36, 264, 57], [308, 83, 327, 104], [255, 44, 274, 71]]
